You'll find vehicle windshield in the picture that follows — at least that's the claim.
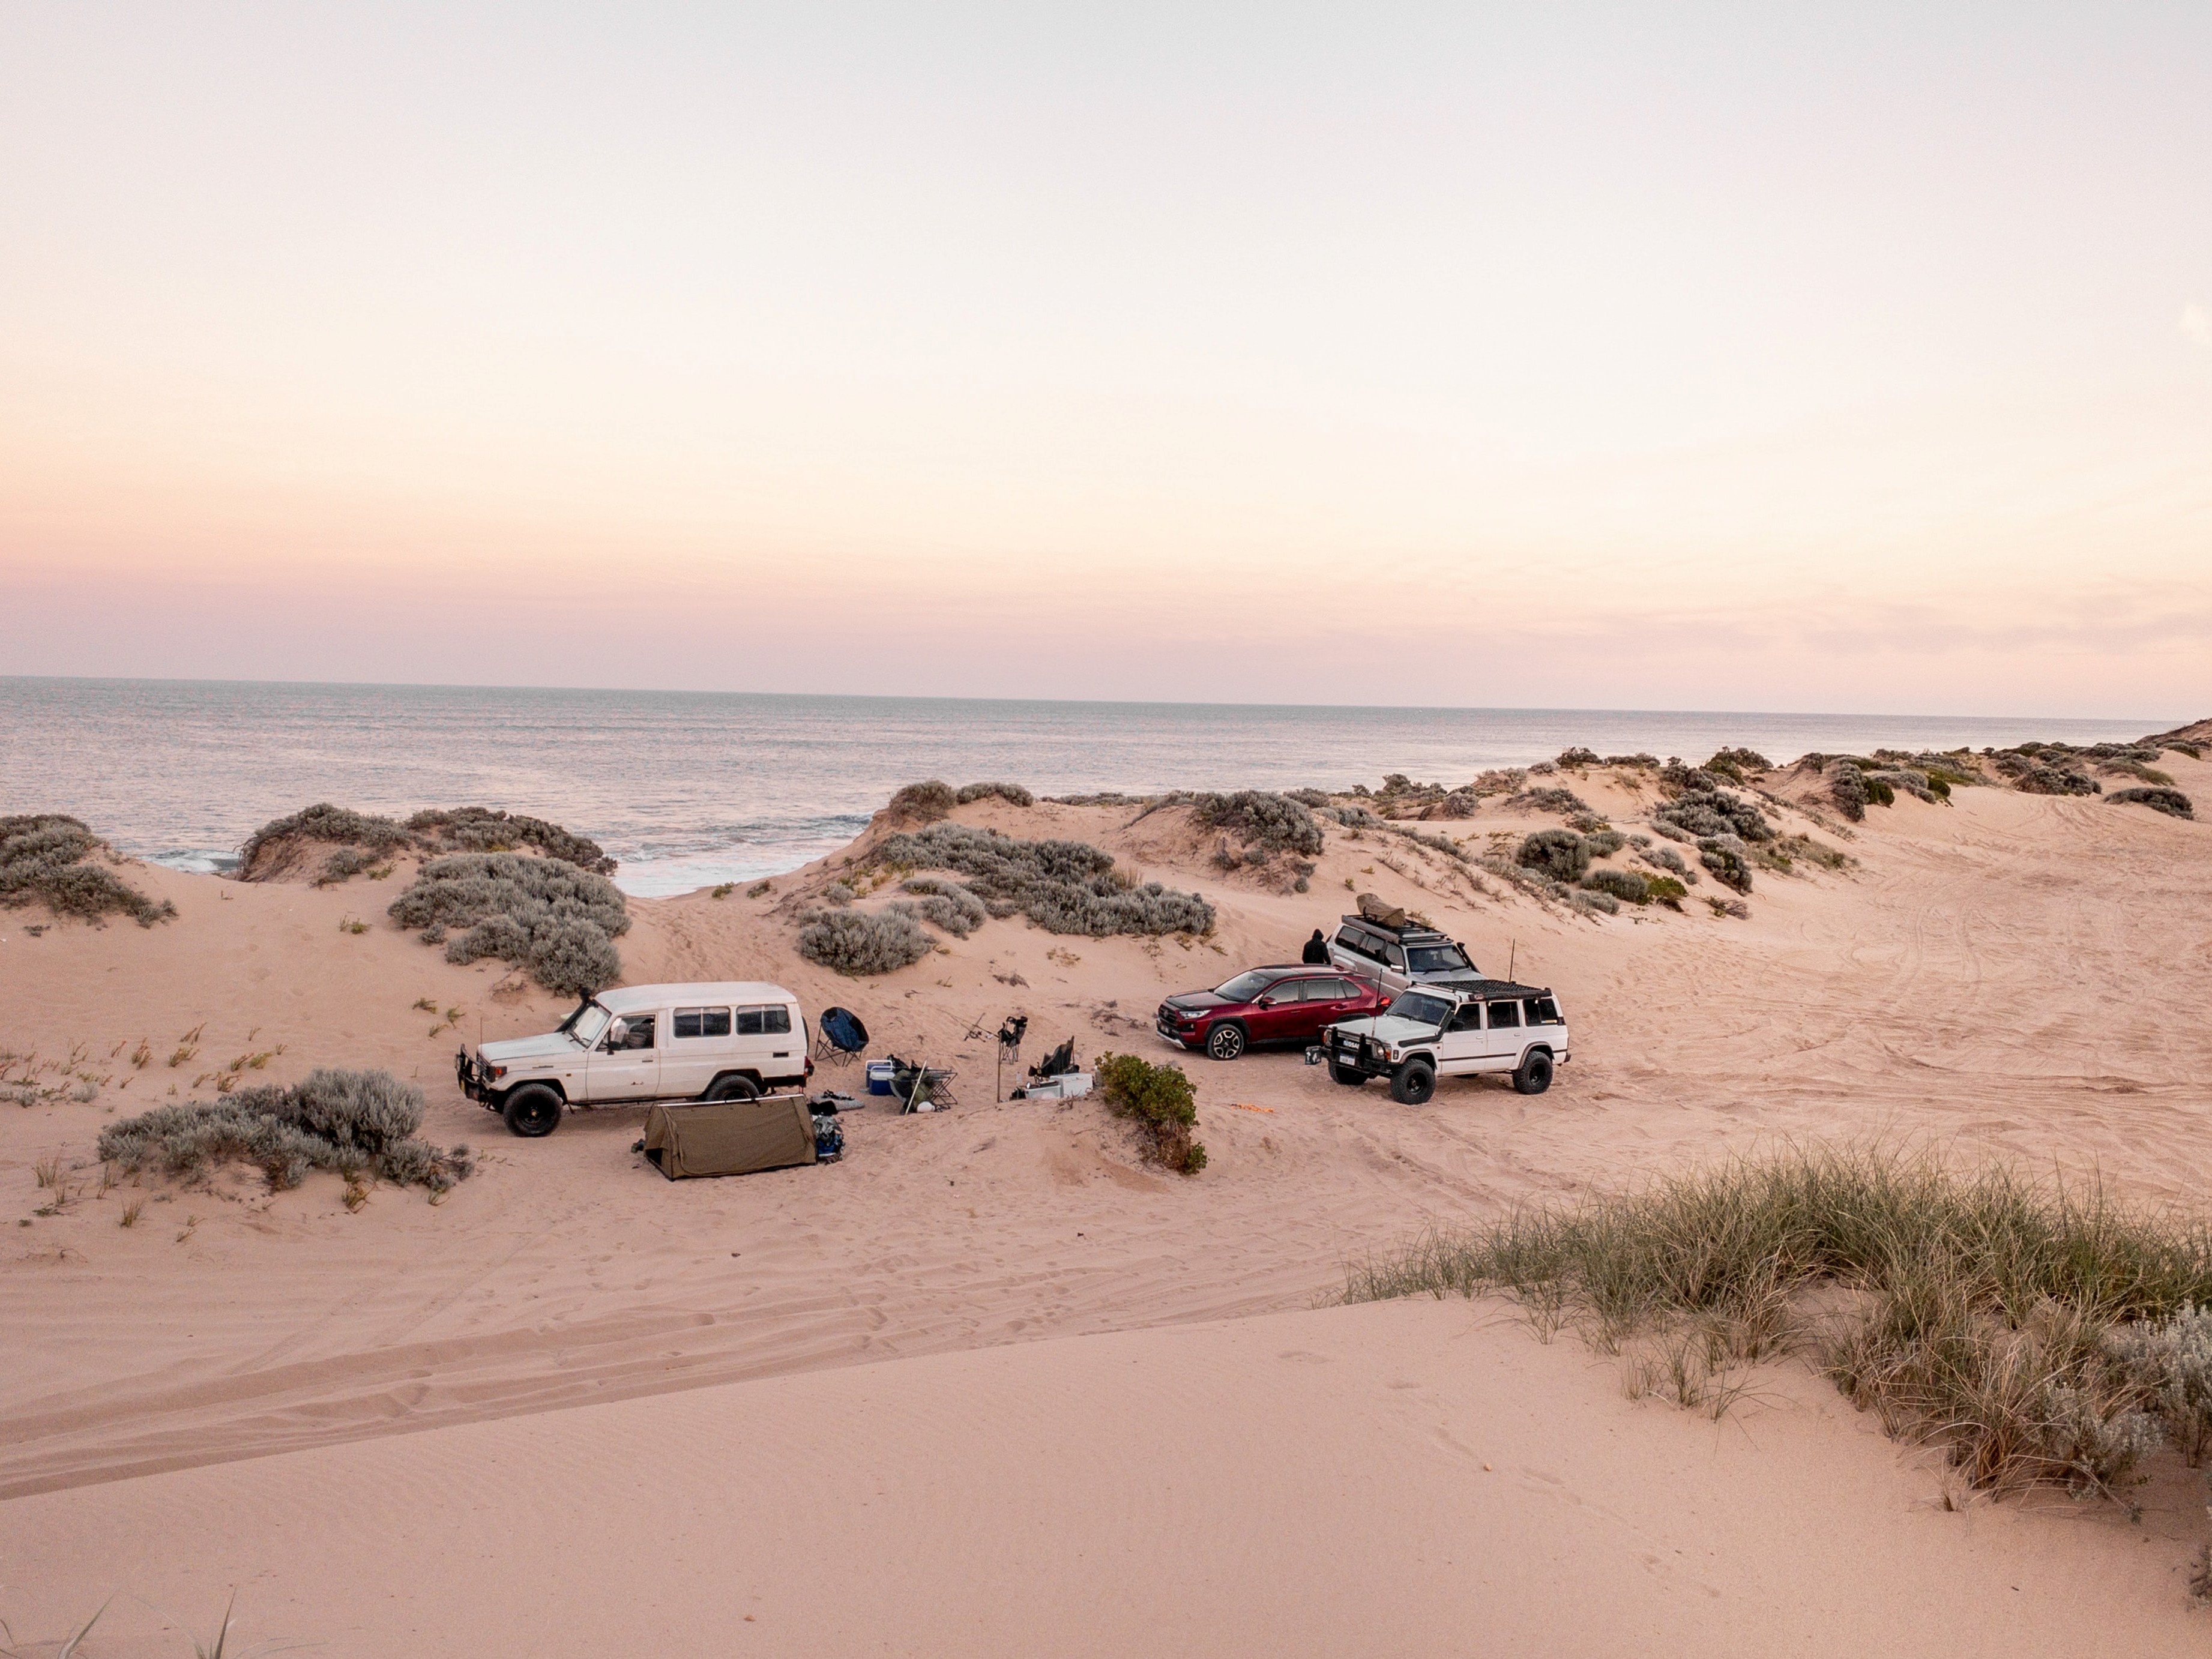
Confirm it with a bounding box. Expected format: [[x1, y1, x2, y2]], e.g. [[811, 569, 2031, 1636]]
[[1386, 991, 1453, 1028], [1213, 971, 1276, 1002], [1406, 944, 1471, 973], [559, 1001, 612, 1049]]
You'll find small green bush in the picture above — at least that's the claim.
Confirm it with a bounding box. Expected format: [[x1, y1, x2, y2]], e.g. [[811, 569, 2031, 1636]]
[[1582, 866, 1650, 904], [798, 908, 933, 975], [1516, 828, 1590, 882], [1556, 747, 1601, 768], [1094, 1051, 1206, 1175], [1705, 747, 1773, 777], [1644, 875, 1689, 909], [955, 781, 1035, 807], [0, 814, 176, 927], [2109, 787, 2193, 820], [98, 1068, 473, 1193]]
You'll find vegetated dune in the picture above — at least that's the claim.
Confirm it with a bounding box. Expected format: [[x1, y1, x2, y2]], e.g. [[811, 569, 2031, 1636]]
[[3, 741, 2210, 1653]]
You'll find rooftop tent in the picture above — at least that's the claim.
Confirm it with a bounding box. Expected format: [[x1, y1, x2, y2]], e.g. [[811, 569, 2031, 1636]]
[[642, 1095, 817, 1180]]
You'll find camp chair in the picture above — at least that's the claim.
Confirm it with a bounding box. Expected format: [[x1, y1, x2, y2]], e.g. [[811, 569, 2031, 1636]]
[[888, 1055, 959, 1113], [813, 1006, 869, 1067], [1028, 1037, 1076, 1081]]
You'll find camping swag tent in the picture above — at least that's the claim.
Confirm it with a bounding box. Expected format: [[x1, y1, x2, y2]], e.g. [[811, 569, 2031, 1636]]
[[642, 1095, 817, 1179]]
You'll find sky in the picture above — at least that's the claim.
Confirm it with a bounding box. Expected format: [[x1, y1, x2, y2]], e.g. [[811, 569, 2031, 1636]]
[[2, 3, 2208, 717]]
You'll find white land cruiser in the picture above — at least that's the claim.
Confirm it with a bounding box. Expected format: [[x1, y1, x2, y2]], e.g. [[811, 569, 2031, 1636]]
[[457, 981, 811, 1137], [1319, 981, 1569, 1104]]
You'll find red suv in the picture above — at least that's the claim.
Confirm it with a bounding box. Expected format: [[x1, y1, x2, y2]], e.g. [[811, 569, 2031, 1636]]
[[1157, 965, 1387, 1061]]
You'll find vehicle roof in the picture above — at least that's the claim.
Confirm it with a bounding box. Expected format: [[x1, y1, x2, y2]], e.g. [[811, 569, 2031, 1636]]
[[1394, 979, 1556, 1001], [595, 982, 800, 1013], [1335, 915, 1449, 942]]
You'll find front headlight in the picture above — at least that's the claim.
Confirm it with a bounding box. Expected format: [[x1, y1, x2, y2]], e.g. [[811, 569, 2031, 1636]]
[[486, 1063, 507, 1081]]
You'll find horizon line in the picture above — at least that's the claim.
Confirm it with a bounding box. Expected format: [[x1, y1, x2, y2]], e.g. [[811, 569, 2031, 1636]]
[[0, 673, 2185, 730]]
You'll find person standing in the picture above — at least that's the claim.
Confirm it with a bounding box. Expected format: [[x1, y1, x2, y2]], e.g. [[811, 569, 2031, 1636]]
[[1301, 928, 1330, 965]]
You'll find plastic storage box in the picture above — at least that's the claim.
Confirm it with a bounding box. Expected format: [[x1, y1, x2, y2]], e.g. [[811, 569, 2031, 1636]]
[[866, 1059, 896, 1096]]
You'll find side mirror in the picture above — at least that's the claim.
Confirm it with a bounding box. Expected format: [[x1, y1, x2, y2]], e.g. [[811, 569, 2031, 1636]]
[[1255, 996, 1275, 1008]]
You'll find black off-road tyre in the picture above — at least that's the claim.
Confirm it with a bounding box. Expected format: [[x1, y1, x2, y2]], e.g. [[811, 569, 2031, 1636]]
[[1388, 1058, 1436, 1106], [705, 1074, 762, 1103], [501, 1084, 564, 1138], [1513, 1050, 1555, 1096], [1328, 1061, 1368, 1087], [1205, 1022, 1248, 1062]]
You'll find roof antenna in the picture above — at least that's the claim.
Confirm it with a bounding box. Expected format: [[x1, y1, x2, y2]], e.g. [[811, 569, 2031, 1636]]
[[1507, 938, 1516, 983]]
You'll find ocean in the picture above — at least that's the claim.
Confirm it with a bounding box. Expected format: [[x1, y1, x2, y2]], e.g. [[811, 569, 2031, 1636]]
[[0, 678, 2167, 897]]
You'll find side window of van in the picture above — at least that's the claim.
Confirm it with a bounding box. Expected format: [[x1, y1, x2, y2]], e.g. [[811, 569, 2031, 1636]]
[[674, 1007, 732, 1039], [1486, 1001, 1522, 1029], [1331, 927, 1369, 961], [736, 1005, 794, 1037], [1524, 997, 1562, 1025]]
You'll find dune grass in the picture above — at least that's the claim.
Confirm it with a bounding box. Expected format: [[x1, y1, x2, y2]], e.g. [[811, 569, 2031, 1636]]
[[1345, 1145, 2212, 1504]]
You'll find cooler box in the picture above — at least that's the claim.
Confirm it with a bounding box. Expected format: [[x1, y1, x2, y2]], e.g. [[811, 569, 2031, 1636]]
[[866, 1060, 896, 1096]]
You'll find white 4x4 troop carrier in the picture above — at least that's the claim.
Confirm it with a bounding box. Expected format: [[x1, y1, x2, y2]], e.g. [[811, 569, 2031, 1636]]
[[1320, 980, 1569, 1104], [458, 981, 810, 1137]]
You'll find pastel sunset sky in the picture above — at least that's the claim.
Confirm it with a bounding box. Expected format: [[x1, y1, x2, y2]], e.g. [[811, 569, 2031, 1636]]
[[4, 4, 2207, 715]]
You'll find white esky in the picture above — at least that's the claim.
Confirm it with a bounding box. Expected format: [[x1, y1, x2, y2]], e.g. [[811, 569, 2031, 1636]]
[[2, 4, 2207, 717]]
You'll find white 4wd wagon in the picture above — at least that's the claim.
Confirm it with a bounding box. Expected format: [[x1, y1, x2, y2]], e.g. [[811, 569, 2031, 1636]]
[[458, 981, 810, 1137], [1321, 981, 1569, 1104]]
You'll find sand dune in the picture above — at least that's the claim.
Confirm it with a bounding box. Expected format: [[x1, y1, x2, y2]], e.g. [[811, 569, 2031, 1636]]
[[4, 754, 2209, 1648]]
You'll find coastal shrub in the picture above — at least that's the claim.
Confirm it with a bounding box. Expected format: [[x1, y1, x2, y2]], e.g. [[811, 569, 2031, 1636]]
[[887, 780, 957, 823], [1584, 829, 1626, 858], [955, 781, 1035, 807], [821, 880, 857, 907], [406, 807, 614, 873], [0, 814, 176, 927], [1654, 789, 1772, 844], [1556, 747, 1601, 768], [388, 852, 628, 995], [1327, 804, 1381, 829], [876, 823, 1214, 937], [1639, 844, 1692, 881], [1469, 768, 1526, 797], [1504, 786, 1592, 817], [1516, 828, 1590, 883], [798, 908, 933, 975], [1572, 889, 1620, 915], [1659, 762, 1723, 796], [890, 883, 988, 938], [1094, 1051, 1206, 1175], [1704, 748, 1773, 780], [1388, 826, 1474, 866], [1828, 761, 1870, 822], [1190, 791, 1327, 857], [1606, 752, 1660, 769], [1698, 836, 1754, 893], [1645, 875, 1689, 909], [1343, 1145, 2212, 1500], [1582, 867, 1650, 905], [243, 802, 615, 877], [97, 1067, 473, 1194], [2109, 787, 2193, 820]]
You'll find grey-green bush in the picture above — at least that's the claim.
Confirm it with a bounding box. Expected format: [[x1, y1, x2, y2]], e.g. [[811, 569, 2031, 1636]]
[[1504, 786, 1593, 816], [955, 781, 1035, 807], [1640, 844, 1694, 881], [890, 882, 988, 938], [242, 802, 614, 878], [387, 852, 628, 995], [877, 823, 1214, 937], [887, 780, 957, 823], [1573, 889, 1620, 915], [1654, 789, 1773, 843], [2108, 787, 2193, 820], [1584, 829, 1626, 858], [1582, 866, 1650, 904], [1698, 836, 1754, 893], [798, 908, 933, 975], [97, 1067, 473, 1193], [1515, 828, 1590, 883], [406, 807, 614, 873], [0, 814, 176, 927], [1189, 791, 1327, 857]]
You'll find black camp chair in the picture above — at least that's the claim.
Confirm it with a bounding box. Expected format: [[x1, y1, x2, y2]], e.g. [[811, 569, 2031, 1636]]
[[888, 1054, 958, 1113], [814, 1006, 869, 1067], [1028, 1038, 1076, 1082]]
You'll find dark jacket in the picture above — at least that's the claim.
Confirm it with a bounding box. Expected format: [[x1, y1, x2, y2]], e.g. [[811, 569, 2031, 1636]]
[[1301, 930, 1330, 965]]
